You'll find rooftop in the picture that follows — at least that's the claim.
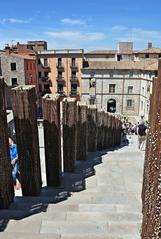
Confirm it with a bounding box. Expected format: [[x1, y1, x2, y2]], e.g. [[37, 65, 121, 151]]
[[82, 59, 158, 71]]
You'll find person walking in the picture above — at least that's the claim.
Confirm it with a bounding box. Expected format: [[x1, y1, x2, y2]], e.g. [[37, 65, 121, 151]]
[[9, 137, 21, 190], [137, 121, 147, 150]]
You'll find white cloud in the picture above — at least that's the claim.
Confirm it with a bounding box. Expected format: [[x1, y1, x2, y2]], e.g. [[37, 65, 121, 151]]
[[111, 26, 161, 44], [44, 31, 106, 42], [0, 18, 31, 24], [61, 18, 85, 25], [112, 25, 128, 31]]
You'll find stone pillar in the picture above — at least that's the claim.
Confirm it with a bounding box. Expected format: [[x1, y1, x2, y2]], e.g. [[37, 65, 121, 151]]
[[42, 94, 61, 187], [76, 102, 87, 161], [97, 110, 104, 151], [87, 105, 97, 152], [63, 98, 77, 172], [12, 86, 42, 196], [0, 77, 14, 209]]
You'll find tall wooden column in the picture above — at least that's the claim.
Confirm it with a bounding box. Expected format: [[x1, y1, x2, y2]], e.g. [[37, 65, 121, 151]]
[[63, 98, 77, 172], [42, 94, 61, 187], [97, 110, 104, 151], [87, 106, 97, 152], [76, 102, 87, 161], [12, 86, 42, 196], [0, 77, 14, 209]]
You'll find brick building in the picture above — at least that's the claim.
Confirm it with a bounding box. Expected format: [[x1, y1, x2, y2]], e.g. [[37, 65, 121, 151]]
[[37, 49, 84, 99]]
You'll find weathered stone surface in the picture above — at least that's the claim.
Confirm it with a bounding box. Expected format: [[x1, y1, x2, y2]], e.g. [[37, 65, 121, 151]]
[[42, 94, 61, 187], [0, 77, 14, 209], [12, 86, 42, 196]]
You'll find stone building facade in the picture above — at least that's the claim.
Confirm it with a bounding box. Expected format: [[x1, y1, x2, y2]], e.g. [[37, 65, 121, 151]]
[[81, 60, 158, 121], [0, 51, 37, 108]]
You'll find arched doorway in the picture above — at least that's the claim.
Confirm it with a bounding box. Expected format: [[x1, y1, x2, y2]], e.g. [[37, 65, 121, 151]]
[[107, 99, 116, 113]]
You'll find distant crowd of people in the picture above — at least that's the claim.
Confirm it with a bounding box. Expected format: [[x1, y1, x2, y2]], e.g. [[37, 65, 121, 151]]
[[122, 120, 148, 150]]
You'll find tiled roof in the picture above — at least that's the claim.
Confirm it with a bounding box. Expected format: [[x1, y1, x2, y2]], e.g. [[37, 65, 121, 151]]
[[86, 50, 117, 55], [0, 52, 36, 60], [82, 59, 158, 71], [136, 47, 161, 54]]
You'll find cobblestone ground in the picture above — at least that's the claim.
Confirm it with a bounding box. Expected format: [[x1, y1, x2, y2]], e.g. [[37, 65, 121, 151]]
[[0, 135, 144, 239]]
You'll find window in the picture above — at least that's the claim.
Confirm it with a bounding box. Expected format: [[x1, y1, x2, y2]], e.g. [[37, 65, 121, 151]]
[[11, 62, 16, 71], [11, 78, 17, 87], [71, 58, 76, 66], [38, 72, 42, 78], [38, 59, 41, 64], [58, 58, 62, 66], [128, 86, 133, 94], [30, 63, 32, 70], [89, 98, 95, 105], [57, 84, 64, 94], [44, 72, 48, 77], [145, 54, 149, 58], [39, 84, 42, 92], [44, 58, 48, 67], [127, 99, 133, 108], [109, 84, 116, 93], [58, 71, 62, 78], [26, 63, 28, 70], [142, 87, 145, 95]]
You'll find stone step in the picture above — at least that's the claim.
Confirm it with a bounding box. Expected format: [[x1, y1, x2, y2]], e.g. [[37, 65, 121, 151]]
[[61, 235, 140, 239], [0, 233, 60, 239], [78, 203, 141, 213], [40, 220, 141, 236], [65, 211, 142, 223], [40, 221, 107, 235], [67, 192, 140, 206]]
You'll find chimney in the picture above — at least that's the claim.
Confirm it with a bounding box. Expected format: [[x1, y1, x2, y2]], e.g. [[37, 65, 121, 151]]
[[5, 44, 12, 54], [148, 42, 152, 49]]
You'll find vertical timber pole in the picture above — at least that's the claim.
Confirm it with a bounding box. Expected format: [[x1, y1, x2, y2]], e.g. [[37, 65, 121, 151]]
[[76, 102, 87, 161], [97, 110, 104, 151], [63, 98, 77, 172], [0, 77, 14, 209], [12, 86, 42, 196], [87, 105, 97, 152], [42, 94, 61, 187]]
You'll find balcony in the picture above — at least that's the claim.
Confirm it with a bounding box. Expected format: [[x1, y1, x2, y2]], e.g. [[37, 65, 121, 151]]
[[70, 76, 79, 83], [70, 63, 78, 71], [42, 65, 51, 72], [56, 76, 65, 84], [56, 63, 65, 71], [57, 90, 65, 96], [70, 90, 78, 97]]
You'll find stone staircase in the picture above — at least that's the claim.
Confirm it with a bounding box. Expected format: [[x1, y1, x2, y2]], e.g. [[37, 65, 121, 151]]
[[0, 136, 143, 239]]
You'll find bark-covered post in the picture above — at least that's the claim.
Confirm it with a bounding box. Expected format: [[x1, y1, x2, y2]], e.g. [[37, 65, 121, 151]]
[[76, 102, 87, 161], [0, 77, 14, 209], [12, 86, 42, 196], [42, 94, 61, 187], [103, 112, 109, 149], [97, 110, 104, 151], [63, 98, 77, 172], [87, 105, 97, 152]]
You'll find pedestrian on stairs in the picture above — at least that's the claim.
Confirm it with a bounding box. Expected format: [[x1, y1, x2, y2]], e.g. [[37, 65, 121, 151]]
[[137, 121, 147, 150]]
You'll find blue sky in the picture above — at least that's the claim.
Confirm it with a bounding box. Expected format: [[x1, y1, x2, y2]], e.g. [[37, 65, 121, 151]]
[[0, 0, 161, 51]]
